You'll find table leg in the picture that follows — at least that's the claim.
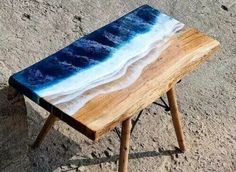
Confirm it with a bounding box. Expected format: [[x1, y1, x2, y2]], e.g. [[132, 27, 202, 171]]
[[167, 86, 186, 152], [32, 113, 57, 149], [119, 117, 132, 172]]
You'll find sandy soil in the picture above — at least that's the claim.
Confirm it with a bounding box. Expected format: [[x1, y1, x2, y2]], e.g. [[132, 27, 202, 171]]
[[0, 0, 235, 171]]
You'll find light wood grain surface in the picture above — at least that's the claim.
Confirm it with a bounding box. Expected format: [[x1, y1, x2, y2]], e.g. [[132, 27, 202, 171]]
[[72, 28, 219, 140]]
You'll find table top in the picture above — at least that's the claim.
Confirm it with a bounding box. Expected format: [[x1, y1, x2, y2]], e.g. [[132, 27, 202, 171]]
[[9, 5, 219, 140]]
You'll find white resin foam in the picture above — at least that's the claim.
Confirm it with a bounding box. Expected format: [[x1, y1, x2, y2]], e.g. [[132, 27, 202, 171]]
[[36, 13, 184, 115]]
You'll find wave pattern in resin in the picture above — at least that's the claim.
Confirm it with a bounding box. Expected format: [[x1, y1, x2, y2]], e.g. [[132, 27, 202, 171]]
[[9, 5, 185, 115]]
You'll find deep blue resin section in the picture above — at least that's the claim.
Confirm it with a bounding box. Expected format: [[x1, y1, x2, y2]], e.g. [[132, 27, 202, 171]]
[[9, 5, 161, 101]]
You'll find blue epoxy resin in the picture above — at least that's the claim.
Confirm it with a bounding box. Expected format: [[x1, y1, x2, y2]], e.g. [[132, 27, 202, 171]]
[[9, 5, 185, 115]]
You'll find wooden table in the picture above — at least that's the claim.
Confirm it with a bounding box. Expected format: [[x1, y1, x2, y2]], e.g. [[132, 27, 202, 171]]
[[8, 5, 219, 172]]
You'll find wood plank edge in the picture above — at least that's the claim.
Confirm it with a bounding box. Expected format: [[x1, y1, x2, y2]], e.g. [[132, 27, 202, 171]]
[[93, 39, 220, 140]]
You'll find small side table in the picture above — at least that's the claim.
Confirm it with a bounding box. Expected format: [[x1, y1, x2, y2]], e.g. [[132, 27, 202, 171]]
[[8, 5, 219, 172]]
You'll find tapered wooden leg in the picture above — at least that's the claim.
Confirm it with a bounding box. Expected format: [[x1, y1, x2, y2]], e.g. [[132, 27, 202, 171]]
[[167, 86, 186, 152], [32, 113, 57, 149], [119, 117, 132, 172]]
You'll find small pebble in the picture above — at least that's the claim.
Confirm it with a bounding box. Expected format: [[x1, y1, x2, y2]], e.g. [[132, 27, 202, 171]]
[[60, 165, 68, 170], [104, 150, 113, 157], [70, 164, 77, 168], [158, 147, 164, 152], [22, 13, 31, 20], [78, 166, 86, 172], [91, 151, 99, 158], [221, 5, 228, 11]]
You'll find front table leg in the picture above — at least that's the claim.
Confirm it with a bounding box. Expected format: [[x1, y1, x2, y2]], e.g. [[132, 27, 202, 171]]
[[32, 113, 58, 149], [167, 86, 186, 152], [119, 117, 132, 172]]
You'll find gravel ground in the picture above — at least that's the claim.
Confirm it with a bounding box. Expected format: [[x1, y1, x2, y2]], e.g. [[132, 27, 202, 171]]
[[0, 0, 235, 171]]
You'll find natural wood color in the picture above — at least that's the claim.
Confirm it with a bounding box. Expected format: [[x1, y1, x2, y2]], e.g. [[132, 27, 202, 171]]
[[69, 28, 219, 141], [32, 113, 58, 149], [119, 117, 132, 172], [167, 86, 186, 151]]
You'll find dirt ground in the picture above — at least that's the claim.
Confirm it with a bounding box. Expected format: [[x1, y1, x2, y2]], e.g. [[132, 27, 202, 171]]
[[0, 0, 235, 172]]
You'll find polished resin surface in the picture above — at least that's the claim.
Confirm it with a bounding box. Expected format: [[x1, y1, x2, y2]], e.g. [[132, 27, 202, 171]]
[[9, 5, 185, 115]]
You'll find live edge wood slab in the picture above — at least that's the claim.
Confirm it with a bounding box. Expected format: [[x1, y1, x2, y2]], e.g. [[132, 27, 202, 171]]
[[73, 28, 219, 140], [8, 4, 219, 169]]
